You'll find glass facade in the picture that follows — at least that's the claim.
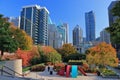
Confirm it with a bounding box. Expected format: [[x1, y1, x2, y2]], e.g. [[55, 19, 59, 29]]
[[39, 8, 49, 45], [73, 25, 83, 46], [57, 24, 66, 44], [85, 11, 95, 42], [48, 24, 61, 48], [20, 5, 49, 45]]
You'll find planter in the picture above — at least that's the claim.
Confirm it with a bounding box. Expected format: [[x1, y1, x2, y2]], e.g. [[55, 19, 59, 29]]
[[101, 73, 119, 78]]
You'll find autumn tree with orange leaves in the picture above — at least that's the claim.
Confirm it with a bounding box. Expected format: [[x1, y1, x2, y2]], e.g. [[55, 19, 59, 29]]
[[86, 42, 118, 67]]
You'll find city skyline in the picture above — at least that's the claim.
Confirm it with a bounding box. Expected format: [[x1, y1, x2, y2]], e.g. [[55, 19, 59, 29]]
[[0, 0, 114, 43]]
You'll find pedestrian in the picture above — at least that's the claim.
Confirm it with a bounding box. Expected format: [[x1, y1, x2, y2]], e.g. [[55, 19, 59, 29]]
[[49, 66, 53, 75], [96, 70, 100, 76], [48, 66, 50, 72]]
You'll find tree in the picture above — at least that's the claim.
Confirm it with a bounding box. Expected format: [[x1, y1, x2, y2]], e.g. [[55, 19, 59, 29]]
[[40, 46, 62, 63], [106, 19, 120, 44], [41, 46, 57, 54], [106, 1, 120, 51], [86, 42, 118, 67], [47, 52, 62, 63], [10, 26, 33, 50], [0, 15, 19, 56], [111, 1, 120, 17], [57, 44, 77, 62]]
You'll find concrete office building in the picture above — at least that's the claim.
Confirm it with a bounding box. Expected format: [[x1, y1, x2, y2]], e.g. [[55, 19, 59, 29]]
[[100, 29, 111, 44]]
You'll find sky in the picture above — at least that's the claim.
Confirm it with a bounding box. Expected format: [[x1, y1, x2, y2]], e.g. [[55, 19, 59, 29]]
[[0, 0, 114, 43]]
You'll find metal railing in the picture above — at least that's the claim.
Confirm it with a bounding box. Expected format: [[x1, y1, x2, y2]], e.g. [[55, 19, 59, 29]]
[[0, 66, 24, 77]]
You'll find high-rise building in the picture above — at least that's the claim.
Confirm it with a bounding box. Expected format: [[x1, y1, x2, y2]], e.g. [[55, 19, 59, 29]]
[[73, 25, 83, 46], [9, 17, 20, 27], [39, 7, 49, 45], [48, 24, 61, 48], [108, 1, 119, 26], [85, 11, 95, 42], [63, 23, 69, 43], [20, 5, 49, 45], [57, 23, 68, 44], [100, 29, 111, 44]]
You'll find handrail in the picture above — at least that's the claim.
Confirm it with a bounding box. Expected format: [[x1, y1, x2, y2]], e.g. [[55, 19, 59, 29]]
[[0, 69, 13, 76], [3, 66, 24, 77]]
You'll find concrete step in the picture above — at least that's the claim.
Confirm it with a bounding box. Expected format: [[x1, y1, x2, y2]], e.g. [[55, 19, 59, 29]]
[[0, 75, 36, 80]]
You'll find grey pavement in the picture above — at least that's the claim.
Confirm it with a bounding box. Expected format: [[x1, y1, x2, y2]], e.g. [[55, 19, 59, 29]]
[[106, 66, 120, 77], [25, 66, 120, 80], [0, 66, 120, 80]]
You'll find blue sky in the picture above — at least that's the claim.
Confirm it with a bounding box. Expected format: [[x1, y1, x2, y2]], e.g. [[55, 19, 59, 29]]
[[0, 0, 114, 43]]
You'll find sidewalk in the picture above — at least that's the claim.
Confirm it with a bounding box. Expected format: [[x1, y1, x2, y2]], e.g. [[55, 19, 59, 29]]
[[106, 66, 120, 77], [25, 66, 120, 80]]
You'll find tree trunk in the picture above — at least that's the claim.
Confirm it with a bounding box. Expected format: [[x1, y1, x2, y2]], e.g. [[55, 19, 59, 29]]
[[1, 50, 4, 56]]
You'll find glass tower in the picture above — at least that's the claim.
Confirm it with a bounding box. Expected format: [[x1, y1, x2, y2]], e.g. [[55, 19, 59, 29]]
[[73, 25, 83, 46], [20, 5, 49, 45], [39, 7, 49, 45], [85, 11, 95, 42]]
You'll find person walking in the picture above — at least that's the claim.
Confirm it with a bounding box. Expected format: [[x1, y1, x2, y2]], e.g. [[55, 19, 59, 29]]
[[49, 66, 53, 75], [48, 66, 50, 72]]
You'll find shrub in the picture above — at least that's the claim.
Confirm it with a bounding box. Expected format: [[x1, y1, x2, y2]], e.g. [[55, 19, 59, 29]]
[[68, 60, 86, 65], [30, 57, 41, 65], [31, 64, 45, 72], [16, 46, 40, 67], [16, 49, 34, 67], [53, 63, 65, 72], [102, 69, 116, 76], [65, 53, 86, 62], [0, 54, 18, 60], [45, 62, 53, 66], [82, 63, 89, 71]]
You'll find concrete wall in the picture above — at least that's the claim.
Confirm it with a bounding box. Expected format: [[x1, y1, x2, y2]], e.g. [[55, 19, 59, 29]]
[[1, 59, 22, 77]]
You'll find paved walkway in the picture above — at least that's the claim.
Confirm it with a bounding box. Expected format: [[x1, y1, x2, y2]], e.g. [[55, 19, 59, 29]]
[[25, 66, 120, 80], [106, 66, 120, 76]]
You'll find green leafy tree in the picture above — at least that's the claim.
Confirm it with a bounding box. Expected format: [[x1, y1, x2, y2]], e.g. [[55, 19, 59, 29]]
[[111, 1, 120, 17], [36, 45, 62, 63], [10, 25, 33, 50], [106, 19, 120, 44], [106, 1, 120, 51], [47, 52, 62, 63], [57, 43, 77, 62], [0, 15, 18, 56]]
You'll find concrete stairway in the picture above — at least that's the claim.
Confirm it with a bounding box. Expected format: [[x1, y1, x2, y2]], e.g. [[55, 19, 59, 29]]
[[0, 75, 44, 80]]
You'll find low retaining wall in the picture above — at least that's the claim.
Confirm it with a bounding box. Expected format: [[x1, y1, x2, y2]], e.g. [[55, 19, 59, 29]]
[[0, 59, 22, 77]]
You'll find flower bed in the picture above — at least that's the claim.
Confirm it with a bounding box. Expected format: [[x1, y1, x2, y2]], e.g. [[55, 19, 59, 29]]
[[53, 63, 65, 72], [30, 64, 45, 72]]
